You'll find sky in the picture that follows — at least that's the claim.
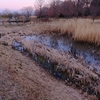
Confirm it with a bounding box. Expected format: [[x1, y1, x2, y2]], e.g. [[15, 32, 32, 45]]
[[0, 0, 36, 11]]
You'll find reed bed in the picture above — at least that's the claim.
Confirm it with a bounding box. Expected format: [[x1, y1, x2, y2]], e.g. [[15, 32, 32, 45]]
[[37, 18, 100, 45]]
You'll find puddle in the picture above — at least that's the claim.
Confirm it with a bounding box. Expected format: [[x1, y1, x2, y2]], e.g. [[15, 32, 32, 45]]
[[24, 34, 100, 67]]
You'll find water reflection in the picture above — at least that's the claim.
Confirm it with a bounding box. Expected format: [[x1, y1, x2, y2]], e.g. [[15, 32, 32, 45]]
[[24, 35, 100, 66], [72, 41, 100, 66]]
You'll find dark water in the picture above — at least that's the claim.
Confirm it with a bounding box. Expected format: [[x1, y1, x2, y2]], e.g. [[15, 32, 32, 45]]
[[24, 35, 100, 67]]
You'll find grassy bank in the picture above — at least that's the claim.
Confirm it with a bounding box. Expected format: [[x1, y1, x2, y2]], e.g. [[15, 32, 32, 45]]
[[21, 40, 100, 100], [37, 18, 100, 45]]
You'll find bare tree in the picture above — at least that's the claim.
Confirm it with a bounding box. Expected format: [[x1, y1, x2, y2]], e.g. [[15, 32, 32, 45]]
[[2, 9, 13, 19], [41, 7, 49, 17], [12, 11, 21, 25], [49, 0, 61, 18], [90, 0, 100, 21], [34, 0, 100, 19], [34, 0, 45, 18], [60, 0, 75, 18], [2, 9, 13, 25], [21, 6, 34, 20], [13, 11, 20, 20]]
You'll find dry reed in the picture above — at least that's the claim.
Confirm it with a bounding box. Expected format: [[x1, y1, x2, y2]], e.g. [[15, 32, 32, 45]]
[[37, 18, 100, 45]]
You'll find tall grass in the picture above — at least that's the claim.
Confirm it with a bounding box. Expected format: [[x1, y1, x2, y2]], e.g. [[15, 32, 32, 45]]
[[38, 18, 100, 45]]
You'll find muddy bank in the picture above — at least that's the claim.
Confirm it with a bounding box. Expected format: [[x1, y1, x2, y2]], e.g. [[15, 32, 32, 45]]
[[12, 39, 100, 100]]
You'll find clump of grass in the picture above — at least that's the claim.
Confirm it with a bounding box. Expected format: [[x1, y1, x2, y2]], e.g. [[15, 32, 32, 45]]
[[37, 18, 100, 45]]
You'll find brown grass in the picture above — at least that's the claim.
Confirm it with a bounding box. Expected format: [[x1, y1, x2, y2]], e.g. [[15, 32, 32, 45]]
[[36, 18, 100, 45], [21, 40, 100, 100]]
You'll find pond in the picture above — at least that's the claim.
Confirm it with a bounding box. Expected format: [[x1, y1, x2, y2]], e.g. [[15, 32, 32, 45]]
[[24, 34, 100, 67]]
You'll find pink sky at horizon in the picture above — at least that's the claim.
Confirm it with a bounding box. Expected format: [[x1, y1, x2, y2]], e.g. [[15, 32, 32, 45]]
[[0, 0, 37, 11], [0, 0, 64, 11]]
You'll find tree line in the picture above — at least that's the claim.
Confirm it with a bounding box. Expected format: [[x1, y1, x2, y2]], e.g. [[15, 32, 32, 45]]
[[35, 0, 100, 20], [0, 0, 100, 23]]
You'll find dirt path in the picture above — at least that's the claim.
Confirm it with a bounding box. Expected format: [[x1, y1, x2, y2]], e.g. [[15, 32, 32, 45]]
[[0, 44, 89, 100]]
